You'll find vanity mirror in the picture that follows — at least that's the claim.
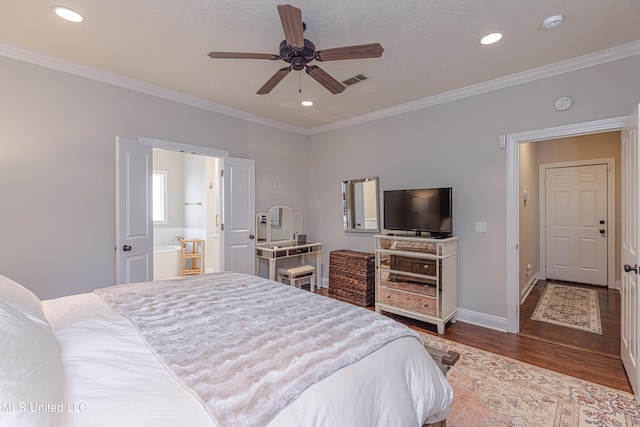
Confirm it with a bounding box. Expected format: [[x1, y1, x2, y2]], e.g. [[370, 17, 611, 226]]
[[342, 177, 380, 233], [256, 206, 299, 246]]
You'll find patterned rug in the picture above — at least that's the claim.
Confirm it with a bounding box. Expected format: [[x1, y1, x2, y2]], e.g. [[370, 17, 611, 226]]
[[531, 283, 602, 335], [421, 333, 640, 426]]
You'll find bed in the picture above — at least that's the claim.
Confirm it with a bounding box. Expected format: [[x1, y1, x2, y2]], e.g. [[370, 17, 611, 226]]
[[0, 272, 452, 427]]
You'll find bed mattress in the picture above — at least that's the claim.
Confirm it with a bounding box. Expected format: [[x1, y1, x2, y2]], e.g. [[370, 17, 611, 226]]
[[41, 275, 452, 426]]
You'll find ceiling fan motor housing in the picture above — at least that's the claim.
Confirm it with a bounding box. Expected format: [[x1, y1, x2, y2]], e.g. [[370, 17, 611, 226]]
[[279, 39, 316, 70]]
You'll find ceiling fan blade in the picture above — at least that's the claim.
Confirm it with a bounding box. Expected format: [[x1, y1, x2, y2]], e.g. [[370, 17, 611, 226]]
[[208, 52, 280, 60], [305, 66, 345, 94], [277, 4, 304, 49], [257, 66, 292, 95], [314, 43, 384, 61]]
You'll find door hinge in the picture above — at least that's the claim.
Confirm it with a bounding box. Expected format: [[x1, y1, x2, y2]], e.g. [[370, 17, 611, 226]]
[[221, 223, 224, 231], [221, 169, 224, 177]]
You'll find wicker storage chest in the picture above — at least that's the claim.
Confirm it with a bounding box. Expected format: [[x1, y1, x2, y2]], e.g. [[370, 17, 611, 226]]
[[329, 250, 376, 306]]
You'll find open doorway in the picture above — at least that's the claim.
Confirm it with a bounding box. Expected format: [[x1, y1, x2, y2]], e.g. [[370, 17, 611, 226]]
[[505, 116, 628, 334], [116, 136, 256, 285], [519, 133, 620, 297], [517, 132, 621, 355], [152, 149, 222, 280]]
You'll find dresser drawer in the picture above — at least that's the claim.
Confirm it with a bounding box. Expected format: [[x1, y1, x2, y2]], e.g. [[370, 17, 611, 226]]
[[379, 271, 437, 296], [378, 286, 439, 316], [388, 255, 440, 285]]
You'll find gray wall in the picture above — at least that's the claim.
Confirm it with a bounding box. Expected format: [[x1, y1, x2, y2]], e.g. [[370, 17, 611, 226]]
[[306, 55, 640, 323], [519, 141, 538, 298], [0, 55, 307, 299], [1, 50, 640, 328]]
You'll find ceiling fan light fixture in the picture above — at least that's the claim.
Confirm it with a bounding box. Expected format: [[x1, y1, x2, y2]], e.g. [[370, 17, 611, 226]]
[[301, 100, 314, 107], [53, 6, 84, 23], [480, 32, 502, 45]]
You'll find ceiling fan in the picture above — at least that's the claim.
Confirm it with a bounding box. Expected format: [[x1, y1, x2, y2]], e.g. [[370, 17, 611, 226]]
[[208, 4, 384, 95]]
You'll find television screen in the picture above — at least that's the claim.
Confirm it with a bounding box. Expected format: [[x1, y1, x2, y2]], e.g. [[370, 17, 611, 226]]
[[383, 188, 453, 236]]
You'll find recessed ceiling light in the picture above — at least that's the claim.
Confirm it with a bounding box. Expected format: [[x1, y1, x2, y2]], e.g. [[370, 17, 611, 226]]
[[53, 6, 84, 23], [542, 15, 564, 30], [480, 32, 502, 45], [301, 100, 314, 107]]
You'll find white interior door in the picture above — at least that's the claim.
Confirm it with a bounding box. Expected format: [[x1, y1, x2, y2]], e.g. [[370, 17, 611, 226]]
[[115, 137, 153, 285], [545, 164, 608, 285], [621, 104, 640, 399], [222, 157, 255, 275]]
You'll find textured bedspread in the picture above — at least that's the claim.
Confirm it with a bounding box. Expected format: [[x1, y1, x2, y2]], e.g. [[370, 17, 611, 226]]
[[95, 272, 421, 427]]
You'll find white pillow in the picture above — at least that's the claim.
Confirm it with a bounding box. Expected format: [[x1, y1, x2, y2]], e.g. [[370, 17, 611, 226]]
[[0, 300, 65, 427], [0, 274, 49, 328]]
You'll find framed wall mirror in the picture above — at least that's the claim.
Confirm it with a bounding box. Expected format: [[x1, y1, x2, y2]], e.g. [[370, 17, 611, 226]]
[[342, 177, 380, 233]]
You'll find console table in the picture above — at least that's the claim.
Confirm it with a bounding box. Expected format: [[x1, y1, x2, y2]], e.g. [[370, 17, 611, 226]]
[[255, 242, 323, 283]]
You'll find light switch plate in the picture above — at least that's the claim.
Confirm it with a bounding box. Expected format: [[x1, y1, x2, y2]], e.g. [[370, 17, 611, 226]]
[[475, 222, 488, 233]]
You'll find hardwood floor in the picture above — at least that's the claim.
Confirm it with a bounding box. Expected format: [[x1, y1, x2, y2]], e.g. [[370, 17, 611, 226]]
[[319, 283, 632, 393], [519, 280, 620, 357]]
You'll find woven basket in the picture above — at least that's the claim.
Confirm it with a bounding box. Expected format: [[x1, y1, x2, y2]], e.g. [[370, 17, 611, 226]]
[[329, 250, 375, 307]]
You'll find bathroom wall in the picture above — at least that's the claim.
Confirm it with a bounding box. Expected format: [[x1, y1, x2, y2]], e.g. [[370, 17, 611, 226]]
[[182, 153, 207, 242], [153, 149, 186, 246]]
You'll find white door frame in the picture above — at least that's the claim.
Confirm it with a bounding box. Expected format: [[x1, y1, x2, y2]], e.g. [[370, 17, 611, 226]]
[[505, 116, 627, 333], [538, 158, 616, 287], [139, 137, 229, 158]]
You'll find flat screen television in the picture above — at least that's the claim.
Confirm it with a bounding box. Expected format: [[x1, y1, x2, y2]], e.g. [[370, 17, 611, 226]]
[[383, 187, 453, 237]]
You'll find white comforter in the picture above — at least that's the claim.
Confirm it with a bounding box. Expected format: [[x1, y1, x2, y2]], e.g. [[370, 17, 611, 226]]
[[43, 276, 452, 427]]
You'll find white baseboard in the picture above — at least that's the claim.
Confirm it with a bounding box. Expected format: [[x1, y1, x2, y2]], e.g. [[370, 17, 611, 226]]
[[520, 272, 539, 304], [321, 277, 509, 333], [455, 308, 509, 333]]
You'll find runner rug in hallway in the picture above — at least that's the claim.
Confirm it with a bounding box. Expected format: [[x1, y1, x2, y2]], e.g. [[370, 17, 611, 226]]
[[531, 283, 602, 335], [421, 333, 640, 426]]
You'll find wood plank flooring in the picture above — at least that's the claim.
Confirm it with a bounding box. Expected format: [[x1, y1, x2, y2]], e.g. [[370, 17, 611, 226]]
[[520, 280, 620, 357], [320, 281, 632, 393]]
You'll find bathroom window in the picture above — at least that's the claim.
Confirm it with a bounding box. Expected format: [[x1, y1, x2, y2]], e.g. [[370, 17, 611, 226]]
[[153, 170, 168, 224]]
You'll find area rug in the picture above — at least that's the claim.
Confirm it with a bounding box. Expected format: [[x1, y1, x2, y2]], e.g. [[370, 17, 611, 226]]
[[531, 283, 602, 335], [421, 333, 640, 427]]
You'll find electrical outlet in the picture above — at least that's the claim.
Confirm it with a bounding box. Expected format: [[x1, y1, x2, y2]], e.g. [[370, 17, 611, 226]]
[[475, 221, 488, 233]]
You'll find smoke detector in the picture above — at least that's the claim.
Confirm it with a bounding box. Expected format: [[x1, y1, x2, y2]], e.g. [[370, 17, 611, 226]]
[[542, 15, 564, 30]]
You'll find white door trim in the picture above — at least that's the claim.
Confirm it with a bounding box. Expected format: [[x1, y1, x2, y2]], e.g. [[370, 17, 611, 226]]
[[505, 116, 627, 333], [138, 137, 229, 158], [538, 159, 616, 287]]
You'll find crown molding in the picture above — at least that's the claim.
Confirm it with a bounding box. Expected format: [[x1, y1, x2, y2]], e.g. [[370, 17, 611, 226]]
[[0, 42, 308, 136], [1, 40, 639, 137], [306, 40, 640, 135]]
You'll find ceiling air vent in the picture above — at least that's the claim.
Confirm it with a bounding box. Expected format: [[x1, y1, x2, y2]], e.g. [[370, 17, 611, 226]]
[[342, 74, 368, 87]]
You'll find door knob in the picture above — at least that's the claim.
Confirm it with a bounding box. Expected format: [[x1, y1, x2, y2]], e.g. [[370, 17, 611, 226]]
[[624, 264, 638, 274], [599, 229, 606, 235], [122, 245, 132, 252], [249, 234, 255, 240], [599, 220, 605, 225]]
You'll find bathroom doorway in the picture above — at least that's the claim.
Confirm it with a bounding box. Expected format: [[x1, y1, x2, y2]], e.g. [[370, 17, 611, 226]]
[[152, 149, 222, 280]]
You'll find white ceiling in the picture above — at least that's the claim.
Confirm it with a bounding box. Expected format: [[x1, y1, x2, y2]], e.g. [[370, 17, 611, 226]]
[[2, 0, 640, 132]]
